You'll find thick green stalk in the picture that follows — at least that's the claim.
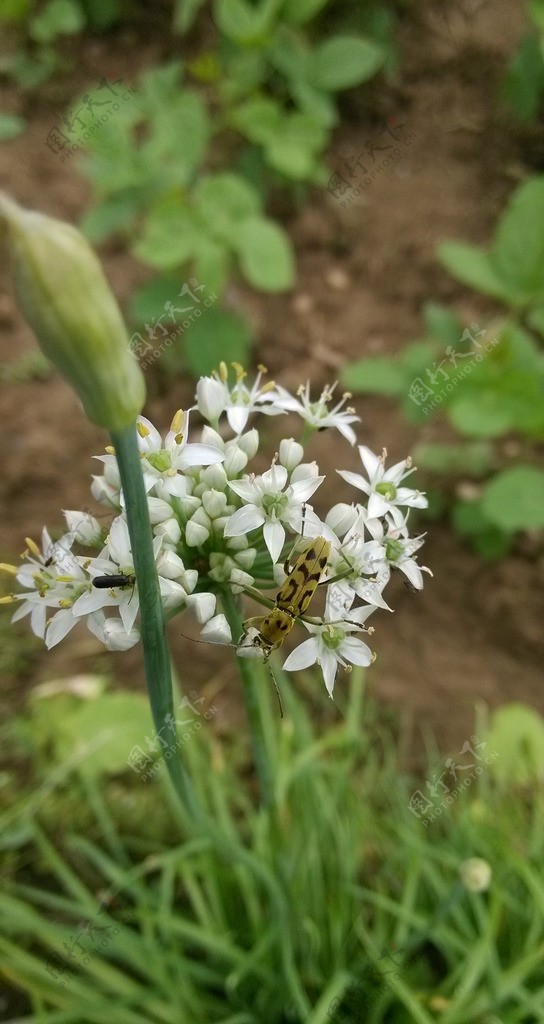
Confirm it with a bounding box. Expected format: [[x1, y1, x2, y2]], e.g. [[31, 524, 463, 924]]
[[221, 587, 275, 808], [111, 425, 202, 820]]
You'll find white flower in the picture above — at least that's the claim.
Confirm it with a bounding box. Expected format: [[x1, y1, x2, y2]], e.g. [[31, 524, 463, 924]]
[[282, 603, 374, 697], [272, 381, 360, 444], [225, 461, 324, 563], [459, 858, 492, 893], [217, 363, 283, 434], [88, 610, 140, 651], [338, 446, 428, 528], [364, 518, 433, 590], [136, 410, 224, 497], [63, 510, 102, 546]]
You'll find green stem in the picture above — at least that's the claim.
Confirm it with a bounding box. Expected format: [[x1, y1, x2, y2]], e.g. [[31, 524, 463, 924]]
[[110, 425, 202, 821], [221, 587, 275, 809]]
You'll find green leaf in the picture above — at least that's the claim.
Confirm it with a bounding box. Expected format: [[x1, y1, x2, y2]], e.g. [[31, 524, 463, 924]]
[[133, 198, 202, 270], [489, 177, 544, 305], [230, 97, 282, 144], [486, 703, 544, 784], [503, 33, 544, 121], [183, 307, 252, 377], [232, 216, 294, 290], [448, 390, 514, 438], [438, 241, 508, 301], [213, 0, 276, 42], [128, 274, 183, 325], [414, 441, 494, 476], [308, 36, 385, 91], [30, 0, 85, 42], [341, 357, 406, 395], [80, 191, 141, 243], [526, 303, 544, 337], [193, 237, 230, 298], [0, 113, 25, 140], [194, 173, 261, 241], [30, 691, 153, 778], [0, 0, 29, 20], [281, 0, 329, 23], [480, 465, 544, 530], [423, 301, 462, 348], [173, 0, 206, 33], [451, 499, 511, 558]]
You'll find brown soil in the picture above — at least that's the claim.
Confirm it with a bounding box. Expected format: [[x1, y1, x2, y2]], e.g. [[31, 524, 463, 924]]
[[1, 0, 542, 754]]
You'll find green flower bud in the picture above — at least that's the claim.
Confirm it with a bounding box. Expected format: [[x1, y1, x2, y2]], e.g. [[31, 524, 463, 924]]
[[0, 193, 145, 431]]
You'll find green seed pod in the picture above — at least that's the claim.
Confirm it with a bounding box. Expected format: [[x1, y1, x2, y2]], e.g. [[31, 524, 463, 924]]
[[0, 193, 145, 432]]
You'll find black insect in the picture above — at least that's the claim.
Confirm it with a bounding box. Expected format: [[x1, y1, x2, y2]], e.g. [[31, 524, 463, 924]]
[[92, 574, 136, 590]]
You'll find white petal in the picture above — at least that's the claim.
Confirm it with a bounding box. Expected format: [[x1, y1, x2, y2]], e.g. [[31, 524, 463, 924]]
[[358, 446, 383, 482], [367, 492, 390, 518], [320, 649, 338, 697], [341, 636, 373, 666], [45, 609, 78, 649], [263, 519, 285, 564], [226, 405, 250, 434], [282, 637, 319, 671], [223, 505, 264, 537], [337, 469, 370, 495], [178, 443, 225, 469], [228, 478, 260, 503]]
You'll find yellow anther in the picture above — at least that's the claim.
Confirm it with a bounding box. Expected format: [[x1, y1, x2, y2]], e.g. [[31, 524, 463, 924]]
[[170, 409, 185, 434], [0, 594, 16, 604], [262, 380, 276, 393], [25, 537, 41, 559], [219, 361, 228, 381], [105, 445, 115, 454], [137, 420, 150, 438], [231, 362, 246, 380], [257, 363, 268, 373], [0, 563, 18, 575]]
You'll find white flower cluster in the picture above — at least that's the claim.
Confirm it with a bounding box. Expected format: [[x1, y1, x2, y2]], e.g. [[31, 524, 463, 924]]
[[4, 365, 430, 696]]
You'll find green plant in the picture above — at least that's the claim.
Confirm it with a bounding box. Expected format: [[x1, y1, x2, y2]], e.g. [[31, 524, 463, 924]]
[[342, 176, 544, 557], [503, 0, 544, 120], [74, 2, 388, 376], [2, 683, 544, 1023]]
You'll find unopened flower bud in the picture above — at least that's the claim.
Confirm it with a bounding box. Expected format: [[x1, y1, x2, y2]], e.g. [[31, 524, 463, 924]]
[[279, 437, 304, 471], [185, 591, 216, 623], [202, 489, 228, 519], [196, 376, 226, 421], [237, 429, 259, 459], [201, 463, 228, 490], [325, 502, 357, 537], [200, 613, 231, 644], [0, 193, 145, 431], [224, 445, 248, 476]]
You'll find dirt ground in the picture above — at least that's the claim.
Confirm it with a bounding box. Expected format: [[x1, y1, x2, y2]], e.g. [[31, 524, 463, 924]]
[[0, 0, 542, 755]]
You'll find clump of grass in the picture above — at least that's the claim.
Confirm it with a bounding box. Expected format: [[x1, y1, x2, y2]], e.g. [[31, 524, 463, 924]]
[[1, 670, 544, 1024]]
